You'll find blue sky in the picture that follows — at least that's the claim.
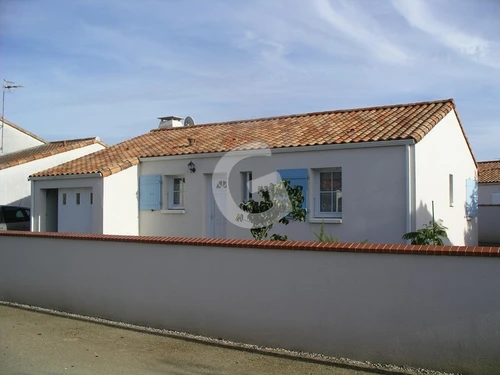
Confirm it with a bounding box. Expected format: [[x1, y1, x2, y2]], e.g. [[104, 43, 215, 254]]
[[1, 0, 499, 161]]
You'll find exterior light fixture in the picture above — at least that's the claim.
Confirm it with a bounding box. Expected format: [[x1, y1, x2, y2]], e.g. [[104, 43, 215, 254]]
[[188, 161, 196, 173]]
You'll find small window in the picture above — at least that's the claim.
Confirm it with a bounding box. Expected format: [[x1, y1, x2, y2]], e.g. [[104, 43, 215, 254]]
[[76, 193, 81, 205], [242, 172, 253, 201], [166, 176, 185, 209], [315, 168, 342, 218], [90, 193, 93, 205], [62, 193, 67, 205], [449, 174, 454, 207]]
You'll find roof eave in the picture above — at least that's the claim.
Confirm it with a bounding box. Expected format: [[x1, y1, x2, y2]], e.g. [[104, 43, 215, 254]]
[[29, 172, 103, 181]]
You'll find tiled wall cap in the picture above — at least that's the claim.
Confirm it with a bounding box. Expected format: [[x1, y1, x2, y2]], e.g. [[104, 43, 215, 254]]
[[1, 231, 499, 257]]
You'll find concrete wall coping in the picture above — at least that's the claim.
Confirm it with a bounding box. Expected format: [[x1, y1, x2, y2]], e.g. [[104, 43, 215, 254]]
[[1, 231, 499, 257]]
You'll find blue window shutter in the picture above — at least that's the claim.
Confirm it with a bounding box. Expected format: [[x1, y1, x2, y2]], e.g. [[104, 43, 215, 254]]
[[139, 175, 162, 210], [466, 178, 478, 217], [278, 169, 308, 211]]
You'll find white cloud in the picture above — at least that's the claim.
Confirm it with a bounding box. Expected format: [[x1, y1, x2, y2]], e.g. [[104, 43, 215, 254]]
[[391, 0, 500, 68], [312, 0, 411, 64], [1, 0, 500, 160]]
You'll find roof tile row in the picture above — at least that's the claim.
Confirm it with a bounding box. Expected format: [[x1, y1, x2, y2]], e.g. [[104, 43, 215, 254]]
[[30, 99, 468, 178]]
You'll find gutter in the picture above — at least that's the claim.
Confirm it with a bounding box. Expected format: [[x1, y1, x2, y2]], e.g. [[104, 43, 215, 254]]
[[140, 139, 415, 162], [28, 173, 103, 181]]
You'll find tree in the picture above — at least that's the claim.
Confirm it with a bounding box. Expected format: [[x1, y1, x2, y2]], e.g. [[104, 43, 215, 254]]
[[235, 179, 306, 241], [402, 219, 448, 245]]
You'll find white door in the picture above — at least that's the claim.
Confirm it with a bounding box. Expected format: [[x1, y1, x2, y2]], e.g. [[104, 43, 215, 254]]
[[207, 174, 227, 238], [58, 188, 93, 233]]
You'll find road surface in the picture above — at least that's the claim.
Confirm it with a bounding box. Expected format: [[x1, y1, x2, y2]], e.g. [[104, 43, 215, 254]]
[[0, 304, 434, 375]]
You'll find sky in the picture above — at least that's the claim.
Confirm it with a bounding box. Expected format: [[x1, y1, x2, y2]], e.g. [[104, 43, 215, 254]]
[[1, 0, 499, 161]]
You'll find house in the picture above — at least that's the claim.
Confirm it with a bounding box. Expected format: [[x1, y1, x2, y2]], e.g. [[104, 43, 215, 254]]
[[29, 99, 478, 245], [0, 118, 106, 208], [1, 117, 47, 154], [478, 160, 500, 245]]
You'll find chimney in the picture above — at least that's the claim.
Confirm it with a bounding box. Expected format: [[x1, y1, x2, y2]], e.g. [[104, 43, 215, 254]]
[[158, 116, 183, 129]]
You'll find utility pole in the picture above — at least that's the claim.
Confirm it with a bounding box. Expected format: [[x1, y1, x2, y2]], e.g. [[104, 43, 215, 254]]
[[1, 79, 24, 155]]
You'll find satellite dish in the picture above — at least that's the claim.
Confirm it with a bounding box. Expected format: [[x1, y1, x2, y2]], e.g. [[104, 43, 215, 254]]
[[184, 116, 196, 127]]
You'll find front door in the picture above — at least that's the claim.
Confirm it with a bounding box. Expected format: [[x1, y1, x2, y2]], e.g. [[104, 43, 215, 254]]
[[207, 174, 227, 238]]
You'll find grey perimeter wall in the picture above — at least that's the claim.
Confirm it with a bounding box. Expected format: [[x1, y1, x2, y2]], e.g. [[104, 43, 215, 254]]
[[1, 236, 499, 374]]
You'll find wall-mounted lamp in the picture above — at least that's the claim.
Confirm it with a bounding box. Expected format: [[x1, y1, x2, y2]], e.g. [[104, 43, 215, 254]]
[[188, 161, 196, 173]]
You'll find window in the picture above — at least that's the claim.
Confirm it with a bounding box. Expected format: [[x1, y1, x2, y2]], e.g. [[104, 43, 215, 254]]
[[76, 193, 81, 205], [90, 193, 93, 205], [167, 176, 185, 209], [2, 207, 29, 223], [315, 169, 342, 217], [277, 169, 309, 211], [242, 171, 253, 201], [62, 193, 67, 205], [449, 174, 454, 207]]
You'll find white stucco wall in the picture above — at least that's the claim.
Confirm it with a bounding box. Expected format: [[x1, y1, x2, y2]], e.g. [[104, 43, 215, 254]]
[[1, 122, 45, 154], [1, 234, 499, 374], [139, 143, 409, 244], [31, 177, 104, 233], [414, 110, 478, 245], [0, 143, 105, 207], [102, 166, 139, 235]]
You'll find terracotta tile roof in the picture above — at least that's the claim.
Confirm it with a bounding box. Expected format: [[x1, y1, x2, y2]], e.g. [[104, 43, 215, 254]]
[[478, 160, 500, 183], [0, 137, 107, 171], [1, 117, 47, 144], [31, 99, 469, 178]]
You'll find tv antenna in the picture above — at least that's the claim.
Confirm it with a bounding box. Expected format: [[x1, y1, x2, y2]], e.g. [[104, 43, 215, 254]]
[[1, 79, 24, 154], [184, 116, 196, 127]]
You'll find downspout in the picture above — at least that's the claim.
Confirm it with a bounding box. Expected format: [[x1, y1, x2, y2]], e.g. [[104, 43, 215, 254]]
[[405, 143, 416, 238]]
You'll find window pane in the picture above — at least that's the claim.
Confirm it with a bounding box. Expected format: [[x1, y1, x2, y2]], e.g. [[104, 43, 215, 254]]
[[174, 178, 181, 191], [320, 172, 332, 191], [332, 172, 342, 191], [173, 191, 184, 205], [320, 193, 332, 212]]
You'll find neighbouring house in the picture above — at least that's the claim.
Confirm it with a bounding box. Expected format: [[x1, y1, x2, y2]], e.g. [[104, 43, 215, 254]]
[[478, 160, 500, 245], [0, 136, 107, 208], [0, 117, 47, 154], [0, 117, 106, 210], [29, 99, 478, 245]]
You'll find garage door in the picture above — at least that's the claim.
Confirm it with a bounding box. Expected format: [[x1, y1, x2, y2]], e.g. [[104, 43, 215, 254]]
[[58, 188, 93, 233]]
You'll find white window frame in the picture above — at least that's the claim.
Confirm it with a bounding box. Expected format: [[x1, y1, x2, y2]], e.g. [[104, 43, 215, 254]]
[[165, 175, 185, 210], [242, 171, 253, 201], [314, 168, 342, 218], [449, 174, 454, 207]]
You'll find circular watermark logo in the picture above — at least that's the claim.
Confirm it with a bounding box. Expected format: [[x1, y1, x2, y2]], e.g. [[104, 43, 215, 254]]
[[212, 141, 292, 229]]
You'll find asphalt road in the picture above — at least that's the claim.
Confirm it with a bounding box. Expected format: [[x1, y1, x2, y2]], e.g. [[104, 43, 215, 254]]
[[0, 305, 424, 375]]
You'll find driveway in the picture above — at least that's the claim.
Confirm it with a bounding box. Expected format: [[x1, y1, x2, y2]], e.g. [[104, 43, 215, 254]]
[[0, 304, 447, 375]]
